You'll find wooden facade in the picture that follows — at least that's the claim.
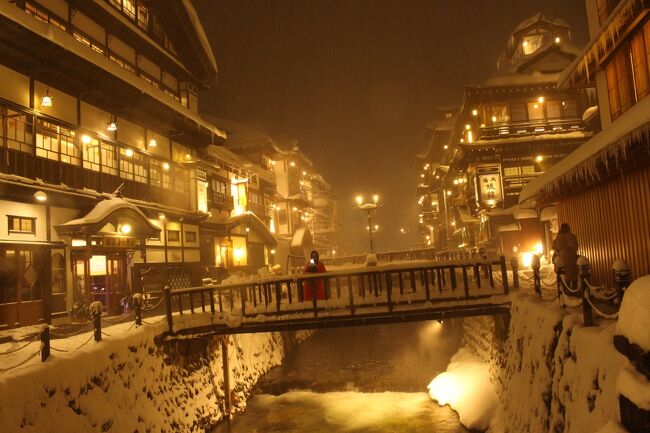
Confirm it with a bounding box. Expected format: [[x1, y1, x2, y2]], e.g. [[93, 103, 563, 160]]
[[557, 163, 650, 284]]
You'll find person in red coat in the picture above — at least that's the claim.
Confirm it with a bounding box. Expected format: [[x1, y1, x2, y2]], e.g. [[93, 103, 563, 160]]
[[303, 250, 327, 301]]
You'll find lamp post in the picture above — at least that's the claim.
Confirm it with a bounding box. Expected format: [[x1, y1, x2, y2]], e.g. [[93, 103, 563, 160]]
[[355, 194, 379, 253]]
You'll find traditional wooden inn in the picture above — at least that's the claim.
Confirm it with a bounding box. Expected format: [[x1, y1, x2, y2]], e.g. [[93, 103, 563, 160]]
[[521, 0, 650, 283], [0, 0, 282, 328], [213, 119, 340, 269], [424, 14, 597, 263]]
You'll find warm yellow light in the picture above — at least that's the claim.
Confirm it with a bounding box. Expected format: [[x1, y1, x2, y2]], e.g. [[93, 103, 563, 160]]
[[555, 36, 561, 43], [184, 153, 192, 160], [290, 161, 296, 167], [421, 173, 425, 178], [453, 179, 459, 185], [270, 249, 276, 255], [41, 91, 53, 107], [467, 131, 473, 143], [356, 195, 363, 205], [372, 194, 379, 203], [81, 134, 92, 144], [536, 155, 543, 162], [148, 138, 157, 148], [522, 252, 533, 269], [522, 40, 529, 47], [426, 235, 430, 240], [162, 162, 170, 171], [158, 213, 166, 220], [120, 224, 132, 234], [446, 190, 452, 196], [234, 248, 244, 260], [465, 124, 471, 130], [125, 148, 134, 157], [302, 170, 307, 176], [471, 109, 478, 116], [444, 144, 449, 149], [537, 96, 544, 103], [34, 191, 47, 202], [374, 224, 379, 230], [107, 121, 117, 131], [450, 221, 456, 226], [332, 249, 336, 255], [533, 103, 539, 109], [293, 206, 298, 211], [491, 115, 497, 122], [535, 243, 544, 254]]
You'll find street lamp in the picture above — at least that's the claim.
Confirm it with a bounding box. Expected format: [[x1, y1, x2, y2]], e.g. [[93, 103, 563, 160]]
[[355, 194, 380, 253]]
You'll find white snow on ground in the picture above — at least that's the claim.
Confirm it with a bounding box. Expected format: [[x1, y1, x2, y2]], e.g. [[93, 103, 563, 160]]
[[427, 347, 497, 430], [488, 293, 625, 433], [0, 313, 312, 433], [595, 420, 629, 433], [617, 361, 650, 410], [616, 274, 650, 351]]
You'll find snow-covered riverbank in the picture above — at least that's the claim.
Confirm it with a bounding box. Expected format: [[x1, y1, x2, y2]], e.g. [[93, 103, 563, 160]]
[[0, 316, 311, 433]]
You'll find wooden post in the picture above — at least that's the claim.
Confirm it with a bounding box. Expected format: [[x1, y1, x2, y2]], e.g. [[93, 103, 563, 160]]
[[424, 268, 431, 301], [398, 272, 404, 296], [437, 268, 443, 294], [312, 278, 319, 318], [462, 266, 469, 298], [221, 336, 231, 418], [133, 293, 142, 326], [511, 257, 519, 289], [500, 256, 509, 295], [336, 277, 341, 298], [385, 272, 393, 312], [347, 275, 355, 315], [164, 286, 173, 334], [410, 271, 416, 292], [578, 256, 594, 327], [450, 265, 457, 291], [209, 290, 215, 315], [40, 325, 50, 362], [275, 282, 282, 312], [189, 291, 195, 314], [474, 263, 481, 289], [240, 287, 247, 316], [92, 306, 102, 342]]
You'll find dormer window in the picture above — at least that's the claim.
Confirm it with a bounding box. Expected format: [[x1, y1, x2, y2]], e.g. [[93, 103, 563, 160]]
[[522, 35, 543, 55]]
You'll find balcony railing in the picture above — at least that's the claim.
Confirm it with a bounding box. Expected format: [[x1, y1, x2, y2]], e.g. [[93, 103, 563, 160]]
[[247, 202, 266, 218], [210, 192, 233, 211], [478, 118, 584, 141]]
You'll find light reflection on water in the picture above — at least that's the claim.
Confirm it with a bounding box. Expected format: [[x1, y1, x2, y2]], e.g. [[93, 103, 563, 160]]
[[212, 320, 471, 433]]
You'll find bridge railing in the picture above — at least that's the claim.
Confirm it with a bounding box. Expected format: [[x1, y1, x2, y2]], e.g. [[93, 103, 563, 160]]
[[163, 255, 510, 335]]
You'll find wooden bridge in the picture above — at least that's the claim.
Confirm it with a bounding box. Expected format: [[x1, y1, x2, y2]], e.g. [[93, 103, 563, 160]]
[[161, 256, 512, 338]]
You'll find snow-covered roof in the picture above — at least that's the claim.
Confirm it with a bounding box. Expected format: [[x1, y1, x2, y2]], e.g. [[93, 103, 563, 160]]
[[55, 196, 161, 238], [181, 0, 218, 75], [558, 0, 637, 87], [225, 212, 277, 245], [520, 94, 650, 202], [458, 206, 479, 224], [512, 13, 569, 35], [482, 71, 560, 88], [0, 2, 226, 139], [466, 130, 591, 148]]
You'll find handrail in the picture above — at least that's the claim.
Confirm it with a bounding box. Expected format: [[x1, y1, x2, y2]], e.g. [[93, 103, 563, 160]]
[[163, 255, 511, 335]]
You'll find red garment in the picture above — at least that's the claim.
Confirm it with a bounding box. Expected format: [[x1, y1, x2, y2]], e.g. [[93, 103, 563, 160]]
[[303, 262, 327, 300]]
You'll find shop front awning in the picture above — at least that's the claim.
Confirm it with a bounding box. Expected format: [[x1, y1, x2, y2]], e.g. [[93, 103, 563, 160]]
[[540, 206, 557, 222], [498, 223, 521, 233], [289, 226, 314, 257], [225, 211, 277, 246], [54, 196, 161, 239]]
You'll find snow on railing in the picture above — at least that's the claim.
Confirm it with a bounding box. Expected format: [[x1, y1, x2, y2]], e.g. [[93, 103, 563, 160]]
[[525, 254, 633, 325], [161, 256, 512, 336]]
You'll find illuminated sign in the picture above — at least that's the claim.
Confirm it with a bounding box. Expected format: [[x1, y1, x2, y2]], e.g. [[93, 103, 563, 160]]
[[476, 166, 503, 207]]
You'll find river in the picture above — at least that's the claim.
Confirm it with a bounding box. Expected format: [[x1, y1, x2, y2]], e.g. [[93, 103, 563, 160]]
[[211, 319, 472, 433]]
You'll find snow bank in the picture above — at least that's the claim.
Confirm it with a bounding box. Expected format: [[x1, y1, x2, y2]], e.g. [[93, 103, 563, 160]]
[[461, 293, 625, 433], [617, 361, 650, 410], [0, 317, 312, 433], [616, 275, 650, 351], [427, 348, 497, 430], [595, 420, 629, 433]]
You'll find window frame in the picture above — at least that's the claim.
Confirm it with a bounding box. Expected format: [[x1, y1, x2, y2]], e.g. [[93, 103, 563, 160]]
[[7, 216, 36, 235]]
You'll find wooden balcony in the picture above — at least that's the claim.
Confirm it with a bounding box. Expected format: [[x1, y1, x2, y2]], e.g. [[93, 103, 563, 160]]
[[478, 118, 584, 141], [210, 192, 233, 212]]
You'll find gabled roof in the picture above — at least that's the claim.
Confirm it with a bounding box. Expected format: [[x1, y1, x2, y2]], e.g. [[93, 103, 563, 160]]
[[225, 212, 277, 245], [55, 196, 160, 238], [512, 13, 569, 36]]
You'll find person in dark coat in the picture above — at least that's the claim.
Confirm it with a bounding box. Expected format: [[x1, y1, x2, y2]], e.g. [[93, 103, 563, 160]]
[[303, 250, 327, 300], [552, 223, 579, 287]]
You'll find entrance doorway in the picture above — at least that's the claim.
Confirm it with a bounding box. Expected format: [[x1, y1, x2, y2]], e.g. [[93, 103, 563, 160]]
[[73, 253, 125, 315], [0, 247, 45, 328]]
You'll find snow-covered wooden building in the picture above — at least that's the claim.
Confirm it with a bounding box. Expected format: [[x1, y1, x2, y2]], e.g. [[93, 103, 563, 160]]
[[427, 14, 597, 261], [0, 0, 279, 328], [521, 0, 650, 283]]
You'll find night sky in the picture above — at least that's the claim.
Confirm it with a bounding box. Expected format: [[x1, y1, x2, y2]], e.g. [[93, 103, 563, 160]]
[[192, 0, 588, 254]]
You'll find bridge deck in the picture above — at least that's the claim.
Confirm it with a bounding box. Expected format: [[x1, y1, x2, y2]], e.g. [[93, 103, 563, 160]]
[[161, 256, 511, 337]]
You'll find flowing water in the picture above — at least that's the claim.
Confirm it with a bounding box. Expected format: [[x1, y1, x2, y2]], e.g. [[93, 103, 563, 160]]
[[211, 320, 472, 433]]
